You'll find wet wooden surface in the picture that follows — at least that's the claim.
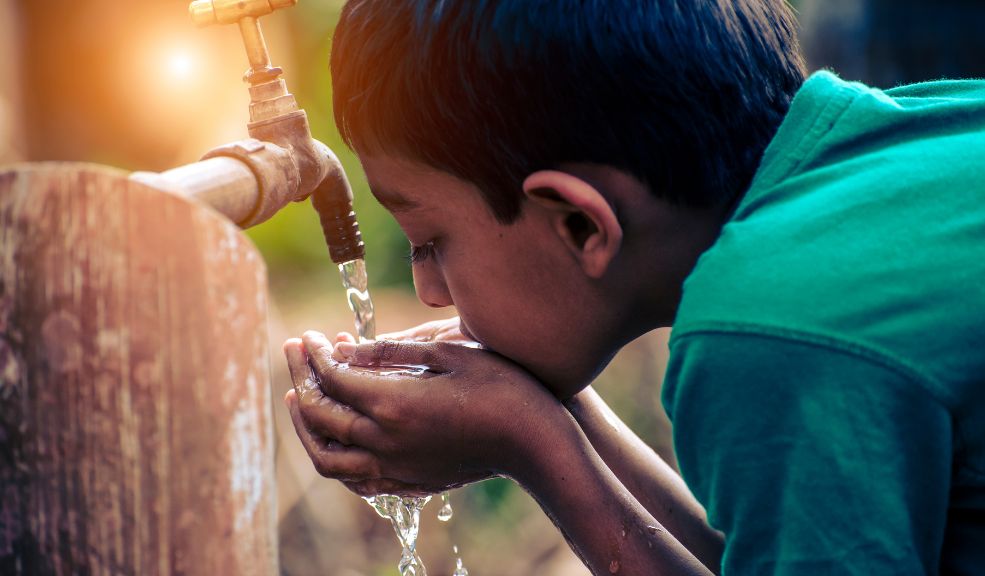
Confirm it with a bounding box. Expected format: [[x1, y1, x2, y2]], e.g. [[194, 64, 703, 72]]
[[0, 163, 277, 574]]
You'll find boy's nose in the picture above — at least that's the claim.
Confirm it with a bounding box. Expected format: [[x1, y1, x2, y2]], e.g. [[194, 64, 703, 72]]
[[412, 266, 453, 308]]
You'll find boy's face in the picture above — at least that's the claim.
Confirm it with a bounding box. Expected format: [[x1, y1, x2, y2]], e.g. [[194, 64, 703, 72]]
[[359, 154, 625, 397]]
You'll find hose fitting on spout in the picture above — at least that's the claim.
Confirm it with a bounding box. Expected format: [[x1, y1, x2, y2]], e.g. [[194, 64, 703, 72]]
[[311, 150, 365, 265]]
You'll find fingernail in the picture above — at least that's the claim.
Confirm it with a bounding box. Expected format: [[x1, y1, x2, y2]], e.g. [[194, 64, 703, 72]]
[[336, 341, 356, 360]]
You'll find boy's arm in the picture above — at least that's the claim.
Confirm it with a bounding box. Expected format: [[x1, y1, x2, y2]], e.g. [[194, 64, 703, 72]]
[[284, 332, 714, 576], [508, 411, 714, 576], [350, 318, 723, 570], [565, 387, 724, 573]]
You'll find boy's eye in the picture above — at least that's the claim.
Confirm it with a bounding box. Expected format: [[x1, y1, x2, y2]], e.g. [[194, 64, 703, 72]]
[[408, 241, 436, 264]]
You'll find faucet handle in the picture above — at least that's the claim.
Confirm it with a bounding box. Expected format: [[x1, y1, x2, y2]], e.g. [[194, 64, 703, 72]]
[[188, 0, 297, 84], [189, 0, 297, 27]]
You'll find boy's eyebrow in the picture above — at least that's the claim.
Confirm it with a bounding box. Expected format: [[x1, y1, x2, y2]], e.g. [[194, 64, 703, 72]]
[[370, 186, 421, 213]]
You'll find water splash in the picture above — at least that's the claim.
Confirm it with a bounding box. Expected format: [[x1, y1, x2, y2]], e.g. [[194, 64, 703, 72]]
[[366, 494, 432, 576]]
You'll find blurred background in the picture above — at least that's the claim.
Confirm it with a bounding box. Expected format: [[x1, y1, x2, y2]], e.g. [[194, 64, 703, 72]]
[[2, 1, 984, 574]]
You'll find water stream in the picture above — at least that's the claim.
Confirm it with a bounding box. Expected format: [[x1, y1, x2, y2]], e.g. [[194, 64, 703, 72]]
[[339, 258, 429, 576], [338, 259, 376, 345], [338, 258, 468, 576]]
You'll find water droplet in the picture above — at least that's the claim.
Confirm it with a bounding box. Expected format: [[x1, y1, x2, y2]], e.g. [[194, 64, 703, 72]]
[[438, 492, 453, 522]]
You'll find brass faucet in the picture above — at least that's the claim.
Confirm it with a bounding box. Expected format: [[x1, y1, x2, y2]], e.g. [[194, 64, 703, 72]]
[[132, 0, 365, 264]]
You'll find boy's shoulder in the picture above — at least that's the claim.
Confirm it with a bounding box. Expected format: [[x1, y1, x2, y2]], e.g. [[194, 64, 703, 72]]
[[751, 70, 985, 198], [673, 71, 985, 393]]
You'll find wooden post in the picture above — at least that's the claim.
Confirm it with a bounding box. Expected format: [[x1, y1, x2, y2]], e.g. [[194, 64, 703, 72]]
[[0, 163, 277, 574]]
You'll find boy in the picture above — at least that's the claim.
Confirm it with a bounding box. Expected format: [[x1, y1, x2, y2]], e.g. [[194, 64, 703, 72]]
[[283, 1, 985, 573]]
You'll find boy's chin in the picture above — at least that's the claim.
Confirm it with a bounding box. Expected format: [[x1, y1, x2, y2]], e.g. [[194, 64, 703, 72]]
[[528, 354, 614, 402], [472, 326, 615, 399]]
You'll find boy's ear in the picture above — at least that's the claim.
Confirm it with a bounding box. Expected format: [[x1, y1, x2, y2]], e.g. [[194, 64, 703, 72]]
[[523, 170, 623, 279]]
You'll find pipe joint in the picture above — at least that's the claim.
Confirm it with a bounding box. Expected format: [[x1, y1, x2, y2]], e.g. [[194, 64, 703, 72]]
[[246, 110, 331, 204], [201, 138, 299, 227]]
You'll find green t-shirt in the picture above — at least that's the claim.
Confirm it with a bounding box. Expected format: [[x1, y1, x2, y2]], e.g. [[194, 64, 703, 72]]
[[663, 71, 985, 575]]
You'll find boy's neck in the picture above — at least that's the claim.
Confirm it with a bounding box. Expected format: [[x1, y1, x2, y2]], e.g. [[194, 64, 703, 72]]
[[583, 166, 732, 331]]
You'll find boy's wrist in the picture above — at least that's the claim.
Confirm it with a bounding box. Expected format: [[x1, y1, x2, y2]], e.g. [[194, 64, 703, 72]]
[[561, 386, 597, 422], [502, 400, 594, 492]]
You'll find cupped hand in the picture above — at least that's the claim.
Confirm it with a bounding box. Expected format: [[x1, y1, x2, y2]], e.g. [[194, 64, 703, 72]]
[[283, 330, 564, 497]]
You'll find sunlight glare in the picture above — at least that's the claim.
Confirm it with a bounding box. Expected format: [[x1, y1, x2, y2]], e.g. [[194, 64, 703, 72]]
[[167, 51, 194, 80]]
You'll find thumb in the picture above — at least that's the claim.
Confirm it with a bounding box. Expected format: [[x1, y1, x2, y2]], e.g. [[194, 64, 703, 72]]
[[336, 339, 467, 372]]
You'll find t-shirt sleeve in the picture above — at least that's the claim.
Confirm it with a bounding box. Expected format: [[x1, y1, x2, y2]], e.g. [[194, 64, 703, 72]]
[[662, 331, 951, 575]]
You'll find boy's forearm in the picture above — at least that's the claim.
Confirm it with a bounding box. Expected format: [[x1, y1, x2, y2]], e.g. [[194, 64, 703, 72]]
[[508, 407, 713, 576], [564, 387, 724, 573]]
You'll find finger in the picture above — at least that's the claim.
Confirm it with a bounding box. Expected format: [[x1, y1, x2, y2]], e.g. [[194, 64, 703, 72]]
[[377, 317, 462, 342], [299, 333, 397, 414], [375, 319, 439, 342], [285, 389, 380, 481], [302, 330, 336, 375], [342, 479, 432, 499], [332, 333, 357, 363], [283, 338, 315, 394], [286, 338, 331, 408], [335, 339, 468, 372], [309, 360, 398, 415], [425, 317, 470, 342], [294, 381, 378, 447]]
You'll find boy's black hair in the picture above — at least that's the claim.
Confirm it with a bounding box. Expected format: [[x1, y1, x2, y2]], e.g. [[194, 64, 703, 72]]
[[332, 0, 806, 223]]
